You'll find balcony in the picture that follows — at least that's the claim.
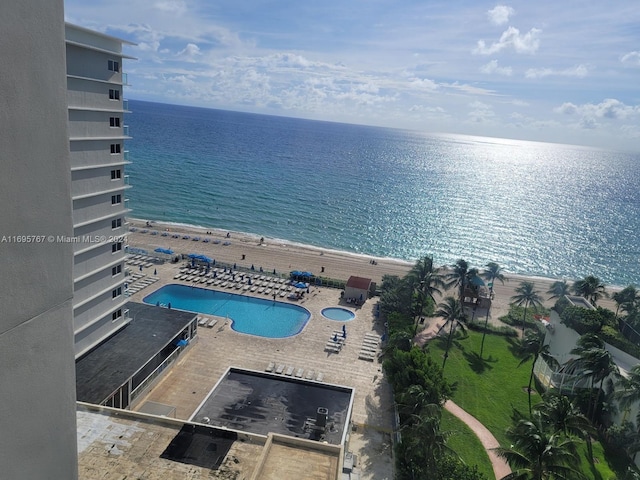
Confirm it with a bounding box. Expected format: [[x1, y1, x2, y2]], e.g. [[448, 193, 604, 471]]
[[122, 73, 129, 86], [123, 125, 130, 137], [123, 99, 129, 112]]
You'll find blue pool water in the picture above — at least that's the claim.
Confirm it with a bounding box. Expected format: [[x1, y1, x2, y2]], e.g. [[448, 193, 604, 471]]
[[143, 284, 310, 338], [321, 307, 355, 322]]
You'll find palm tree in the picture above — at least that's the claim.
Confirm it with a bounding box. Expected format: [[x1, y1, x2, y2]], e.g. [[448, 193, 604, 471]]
[[435, 297, 468, 370], [518, 330, 558, 414], [407, 256, 444, 336], [534, 392, 596, 465], [614, 364, 640, 428], [483, 262, 506, 294], [569, 333, 621, 422], [612, 285, 639, 320], [547, 280, 571, 301], [445, 259, 469, 302], [397, 384, 432, 417], [572, 275, 607, 306], [511, 281, 544, 333], [398, 404, 456, 476], [496, 415, 586, 480]]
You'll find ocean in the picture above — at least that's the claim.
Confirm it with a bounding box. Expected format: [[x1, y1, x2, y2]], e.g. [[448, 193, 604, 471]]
[[125, 100, 640, 287]]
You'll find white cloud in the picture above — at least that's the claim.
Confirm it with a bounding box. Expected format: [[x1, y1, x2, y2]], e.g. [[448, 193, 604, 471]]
[[621, 51, 640, 66], [154, 1, 187, 15], [525, 64, 589, 79], [468, 101, 495, 123], [555, 99, 639, 130], [480, 59, 512, 76], [474, 26, 541, 55], [487, 5, 515, 26], [177, 43, 201, 61]]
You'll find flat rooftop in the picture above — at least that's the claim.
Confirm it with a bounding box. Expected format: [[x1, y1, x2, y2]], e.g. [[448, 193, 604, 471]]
[[191, 367, 354, 445], [75, 302, 196, 404]]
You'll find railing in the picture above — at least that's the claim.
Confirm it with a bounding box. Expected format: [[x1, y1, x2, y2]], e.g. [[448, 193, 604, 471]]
[[130, 347, 181, 403], [122, 73, 129, 86], [123, 125, 129, 136], [123, 150, 130, 161], [123, 99, 129, 111]]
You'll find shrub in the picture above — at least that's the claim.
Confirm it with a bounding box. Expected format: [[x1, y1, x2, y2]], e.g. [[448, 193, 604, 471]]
[[599, 325, 640, 359], [560, 305, 605, 335]]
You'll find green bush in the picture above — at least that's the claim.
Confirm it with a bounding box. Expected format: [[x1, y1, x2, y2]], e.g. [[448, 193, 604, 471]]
[[560, 305, 605, 334], [554, 296, 571, 315], [599, 325, 640, 359]]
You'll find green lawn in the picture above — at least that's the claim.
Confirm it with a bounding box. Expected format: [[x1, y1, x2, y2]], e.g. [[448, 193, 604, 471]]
[[426, 329, 619, 478], [441, 408, 494, 479], [427, 330, 534, 447]]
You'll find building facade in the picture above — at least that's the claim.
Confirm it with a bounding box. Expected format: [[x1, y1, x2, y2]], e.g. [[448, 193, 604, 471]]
[[65, 24, 136, 358], [0, 1, 78, 477]]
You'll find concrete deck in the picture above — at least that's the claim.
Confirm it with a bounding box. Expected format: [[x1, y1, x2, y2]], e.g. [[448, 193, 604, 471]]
[[126, 257, 394, 479]]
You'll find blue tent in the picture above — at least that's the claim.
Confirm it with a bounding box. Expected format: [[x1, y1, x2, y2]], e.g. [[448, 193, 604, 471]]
[[187, 253, 199, 259], [294, 282, 307, 289], [154, 247, 174, 254], [290, 270, 303, 276], [196, 255, 213, 263], [300, 271, 313, 278]]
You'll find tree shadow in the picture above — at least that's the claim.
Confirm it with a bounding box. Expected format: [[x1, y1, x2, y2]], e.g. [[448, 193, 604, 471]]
[[506, 336, 522, 357], [463, 350, 497, 373]]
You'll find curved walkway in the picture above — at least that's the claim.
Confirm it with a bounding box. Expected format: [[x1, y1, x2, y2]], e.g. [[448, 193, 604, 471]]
[[445, 400, 511, 479]]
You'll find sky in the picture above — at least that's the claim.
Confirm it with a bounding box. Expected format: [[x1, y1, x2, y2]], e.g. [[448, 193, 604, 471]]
[[65, 0, 640, 151]]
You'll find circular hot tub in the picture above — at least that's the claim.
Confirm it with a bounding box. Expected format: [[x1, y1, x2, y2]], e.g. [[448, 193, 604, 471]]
[[321, 307, 355, 321]]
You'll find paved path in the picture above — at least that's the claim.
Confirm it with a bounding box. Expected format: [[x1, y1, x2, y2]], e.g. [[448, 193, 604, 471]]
[[445, 400, 511, 479]]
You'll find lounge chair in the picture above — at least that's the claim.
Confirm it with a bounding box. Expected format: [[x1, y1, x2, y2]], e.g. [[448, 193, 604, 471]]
[[275, 364, 285, 374], [285, 366, 294, 376], [316, 372, 324, 382], [305, 370, 314, 380], [265, 362, 275, 372], [295, 368, 304, 378], [207, 318, 218, 328]]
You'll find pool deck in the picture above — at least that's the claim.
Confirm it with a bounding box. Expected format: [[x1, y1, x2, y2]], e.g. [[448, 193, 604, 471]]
[[127, 259, 394, 479]]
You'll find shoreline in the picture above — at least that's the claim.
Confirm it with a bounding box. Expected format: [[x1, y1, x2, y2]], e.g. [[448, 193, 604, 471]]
[[125, 217, 621, 319]]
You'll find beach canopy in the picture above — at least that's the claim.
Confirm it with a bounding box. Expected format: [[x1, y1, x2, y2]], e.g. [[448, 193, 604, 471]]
[[196, 254, 212, 263], [290, 270, 303, 276], [294, 281, 307, 289], [300, 271, 313, 277], [187, 253, 199, 259], [154, 247, 174, 254]]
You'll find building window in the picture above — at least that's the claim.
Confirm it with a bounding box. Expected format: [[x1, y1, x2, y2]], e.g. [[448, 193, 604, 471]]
[[112, 287, 122, 299], [111, 218, 122, 229], [108, 60, 120, 72], [111, 194, 122, 205], [112, 242, 122, 253], [112, 265, 122, 276], [109, 89, 120, 100], [110, 144, 121, 154], [112, 309, 122, 321], [110, 169, 122, 180], [109, 117, 121, 128]]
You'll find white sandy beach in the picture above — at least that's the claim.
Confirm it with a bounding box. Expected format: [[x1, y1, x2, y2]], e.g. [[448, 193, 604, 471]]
[[126, 218, 620, 323]]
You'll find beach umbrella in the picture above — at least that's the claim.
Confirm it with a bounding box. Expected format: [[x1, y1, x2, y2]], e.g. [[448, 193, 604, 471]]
[[342, 324, 346, 333], [154, 269, 157, 275], [251, 264, 255, 270], [294, 282, 307, 289], [333, 333, 338, 342], [300, 271, 313, 278], [273, 268, 276, 274], [469, 275, 485, 287], [290, 270, 302, 277]]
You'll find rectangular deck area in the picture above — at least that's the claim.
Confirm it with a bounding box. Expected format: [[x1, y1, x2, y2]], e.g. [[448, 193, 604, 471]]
[[191, 367, 354, 445]]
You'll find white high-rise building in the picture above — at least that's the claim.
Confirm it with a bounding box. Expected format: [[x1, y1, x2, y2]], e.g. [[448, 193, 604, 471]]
[[65, 24, 136, 358], [0, 1, 78, 478]]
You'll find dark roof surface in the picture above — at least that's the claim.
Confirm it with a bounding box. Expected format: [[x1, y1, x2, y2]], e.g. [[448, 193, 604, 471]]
[[75, 302, 196, 404], [192, 368, 353, 445], [346, 276, 372, 290]]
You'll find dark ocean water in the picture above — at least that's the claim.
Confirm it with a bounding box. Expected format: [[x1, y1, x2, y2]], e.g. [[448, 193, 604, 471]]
[[125, 100, 640, 287]]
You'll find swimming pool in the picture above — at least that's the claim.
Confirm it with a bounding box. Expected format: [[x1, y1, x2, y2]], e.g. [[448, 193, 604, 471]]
[[144, 284, 310, 338], [321, 307, 355, 321]]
